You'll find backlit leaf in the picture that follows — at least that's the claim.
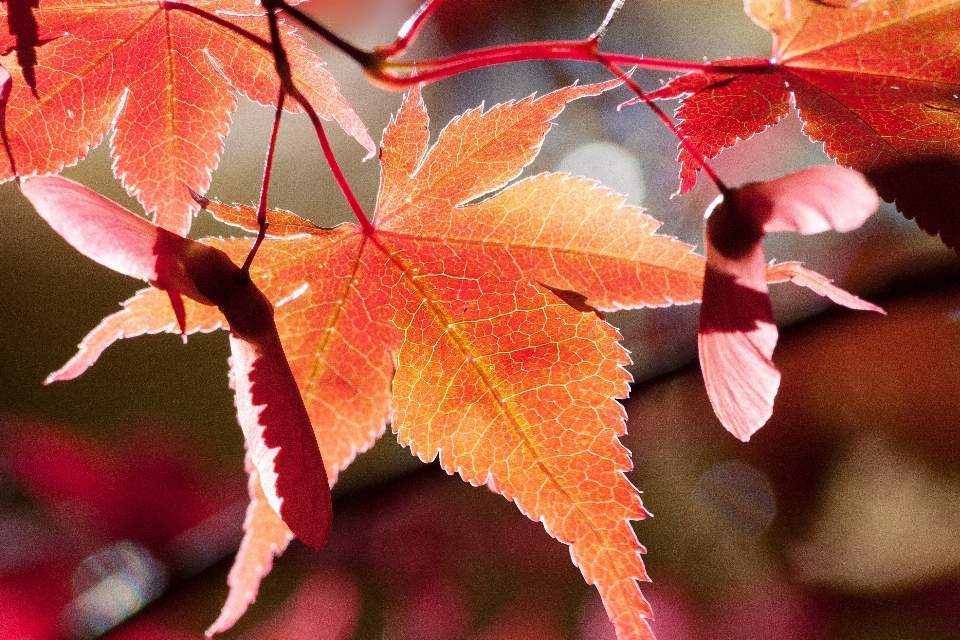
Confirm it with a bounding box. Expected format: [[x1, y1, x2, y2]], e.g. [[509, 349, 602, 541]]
[[651, 0, 960, 248], [47, 82, 880, 639], [206, 458, 293, 637], [0, 0, 374, 234]]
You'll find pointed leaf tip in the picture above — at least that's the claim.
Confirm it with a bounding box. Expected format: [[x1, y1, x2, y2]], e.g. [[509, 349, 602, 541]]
[[206, 459, 293, 637], [189, 187, 211, 210]]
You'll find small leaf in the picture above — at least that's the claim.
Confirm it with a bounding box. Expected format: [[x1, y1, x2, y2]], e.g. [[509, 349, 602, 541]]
[[647, 59, 788, 195], [765, 262, 884, 313], [654, 1, 960, 249]]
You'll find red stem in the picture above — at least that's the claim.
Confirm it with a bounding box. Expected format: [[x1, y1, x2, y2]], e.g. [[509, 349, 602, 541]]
[[263, 2, 373, 233], [239, 88, 286, 281], [368, 42, 750, 89], [377, 0, 449, 58], [596, 56, 728, 193], [165, 2, 272, 50], [261, 0, 376, 68], [176, 0, 742, 210], [257, 89, 286, 226], [261, 0, 769, 90], [303, 97, 373, 234]]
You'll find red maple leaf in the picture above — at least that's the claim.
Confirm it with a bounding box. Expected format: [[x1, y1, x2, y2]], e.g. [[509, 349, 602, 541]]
[[31, 80, 881, 639], [649, 0, 960, 249], [205, 456, 294, 636], [0, 0, 374, 235]]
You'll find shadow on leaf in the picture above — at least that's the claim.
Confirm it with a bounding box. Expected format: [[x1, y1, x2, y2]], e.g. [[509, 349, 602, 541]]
[[866, 157, 960, 254]]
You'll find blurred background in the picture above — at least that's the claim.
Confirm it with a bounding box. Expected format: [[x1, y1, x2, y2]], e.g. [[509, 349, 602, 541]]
[[1, 1, 959, 638]]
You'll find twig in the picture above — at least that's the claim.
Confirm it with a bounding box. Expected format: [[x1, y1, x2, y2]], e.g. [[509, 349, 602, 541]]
[[377, 0, 449, 58], [263, 4, 373, 234], [596, 55, 728, 194]]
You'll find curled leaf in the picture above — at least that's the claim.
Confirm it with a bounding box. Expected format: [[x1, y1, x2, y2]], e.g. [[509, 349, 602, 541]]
[[699, 166, 881, 440], [21, 176, 331, 551]]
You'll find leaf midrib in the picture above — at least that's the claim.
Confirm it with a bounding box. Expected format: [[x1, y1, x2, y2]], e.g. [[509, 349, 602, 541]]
[[378, 229, 703, 292], [369, 228, 618, 563]]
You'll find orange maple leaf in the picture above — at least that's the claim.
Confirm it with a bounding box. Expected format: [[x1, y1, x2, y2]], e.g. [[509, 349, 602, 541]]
[[45, 80, 881, 638], [0, 0, 374, 235], [206, 456, 293, 636], [648, 0, 960, 248]]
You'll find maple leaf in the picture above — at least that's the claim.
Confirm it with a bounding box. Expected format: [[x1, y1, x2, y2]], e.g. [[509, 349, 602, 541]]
[[649, 0, 960, 249], [206, 456, 292, 636], [699, 165, 882, 441], [0, 0, 375, 235], [40, 81, 883, 638]]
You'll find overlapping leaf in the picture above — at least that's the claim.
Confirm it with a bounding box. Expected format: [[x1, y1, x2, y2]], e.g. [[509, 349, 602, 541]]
[[650, 0, 960, 248], [23, 174, 333, 551], [48, 80, 878, 638], [206, 457, 292, 636], [0, 0, 374, 234]]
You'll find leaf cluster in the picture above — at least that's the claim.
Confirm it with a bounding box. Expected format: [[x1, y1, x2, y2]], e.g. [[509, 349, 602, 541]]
[[2, 1, 958, 639]]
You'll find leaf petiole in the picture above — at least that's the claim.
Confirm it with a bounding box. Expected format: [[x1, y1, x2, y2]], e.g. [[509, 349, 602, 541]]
[[238, 88, 286, 283], [262, 3, 374, 234], [260, 0, 376, 69], [375, 0, 450, 58]]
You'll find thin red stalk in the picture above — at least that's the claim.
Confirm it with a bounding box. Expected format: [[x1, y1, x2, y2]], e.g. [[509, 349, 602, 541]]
[[257, 89, 286, 226], [261, 0, 769, 90], [170, 0, 770, 92], [263, 3, 373, 234], [369, 42, 757, 89], [176, 0, 739, 201], [262, 0, 376, 68], [377, 0, 449, 58], [597, 55, 728, 193], [239, 88, 286, 281], [303, 98, 374, 234]]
